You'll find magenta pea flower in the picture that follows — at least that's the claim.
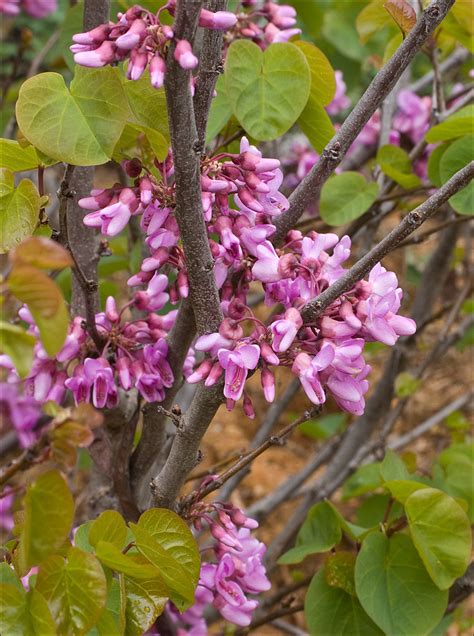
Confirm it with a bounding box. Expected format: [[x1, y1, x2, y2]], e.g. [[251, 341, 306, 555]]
[[292, 344, 335, 405], [218, 344, 260, 401], [270, 307, 303, 352]]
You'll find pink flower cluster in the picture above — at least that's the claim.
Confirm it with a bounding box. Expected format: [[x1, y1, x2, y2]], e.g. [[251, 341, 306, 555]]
[[224, 0, 301, 47], [7, 133, 415, 419], [74, 138, 415, 417], [0, 0, 56, 17], [168, 500, 270, 632], [71, 3, 236, 88], [5, 300, 176, 409]]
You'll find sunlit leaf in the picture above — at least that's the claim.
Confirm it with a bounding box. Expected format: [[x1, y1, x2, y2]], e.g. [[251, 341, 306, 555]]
[[36, 548, 107, 634], [0, 169, 40, 254], [0, 322, 35, 378], [377, 145, 421, 189], [17, 67, 129, 166], [225, 41, 311, 141], [18, 470, 74, 575]]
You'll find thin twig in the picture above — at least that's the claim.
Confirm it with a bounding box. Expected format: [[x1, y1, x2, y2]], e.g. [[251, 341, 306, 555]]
[[301, 163, 474, 322], [181, 407, 322, 506], [235, 604, 305, 636], [272, 0, 456, 243]]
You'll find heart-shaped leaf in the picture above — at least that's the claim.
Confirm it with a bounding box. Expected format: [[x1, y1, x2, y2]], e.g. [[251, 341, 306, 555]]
[[89, 511, 128, 551], [405, 487, 471, 589], [377, 145, 421, 190], [36, 547, 107, 634], [16, 67, 129, 166], [0, 140, 41, 172], [305, 569, 383, 635], [355, 532, 448, 635], [18, 470, 74, 575], [225, 40, 311, 140], [320, 172, 379, 226], [439, 135, 473, 215], [0, 584, 56, 636]]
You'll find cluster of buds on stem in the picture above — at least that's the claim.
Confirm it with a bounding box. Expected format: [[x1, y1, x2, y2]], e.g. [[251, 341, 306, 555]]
[[71, 3, 236, 88]]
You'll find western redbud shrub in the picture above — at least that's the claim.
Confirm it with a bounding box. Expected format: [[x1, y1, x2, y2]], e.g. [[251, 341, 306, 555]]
[[0, 0, 472, 634]]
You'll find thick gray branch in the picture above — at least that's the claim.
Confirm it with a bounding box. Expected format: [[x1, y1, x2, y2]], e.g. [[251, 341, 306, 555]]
[[193, 0, 227, 149], [164, 0, 222, 335], [272, 0, 456, 243]]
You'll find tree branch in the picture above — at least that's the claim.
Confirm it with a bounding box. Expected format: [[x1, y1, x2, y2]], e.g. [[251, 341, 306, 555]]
[[181, 406, 321, 507], [193, 0, 227, 150], [272, 0, 456, 243], [300, 163, 473, 322], [164, 0, 222, 335]]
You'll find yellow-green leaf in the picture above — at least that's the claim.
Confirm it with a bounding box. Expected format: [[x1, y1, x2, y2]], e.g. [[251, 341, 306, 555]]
[[0, 169, 40, 253], [36, 547, 107, 634], [0, 322, 35, 378], [18, 470, 74, 575], [16, 67, 129, 166]]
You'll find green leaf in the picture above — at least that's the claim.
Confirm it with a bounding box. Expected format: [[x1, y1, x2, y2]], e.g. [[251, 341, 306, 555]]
[[0, 584, 56, 636], [89, 511, 128, 551], [298, 97, 336, 153], [123, 73, 169, 142], [293, 41, 336, 106], [320, 172, 379, 226], [384, 479, 428, 503], [8, 265, 70, 357], [380, 450, 410, 482], [394, 371, 421, 397], [327, 502, 374, 541], [377, 145, 421, 189], [299, 413, 347, 440], [0, 322, 35, 378], [18, 470, 74, 575], [439, 135, 473, 215], [323, 11, 367, 61], [16, 67, 129, 166], [130, 508, 200, 611], [425, 105, 474, 143], [73, 522, 94, 553], [36, 547, 107, 634], [305, 570, 383, 635], [342, 462, 382, 499], [0, 140, 41, 172], [123, 576, 168, 636], [95, 542, 161, 580], [206, 76, 232, 143], [405, 487, 472, 589], [0, 563, 23, 591], [59, 2, 84, 71], [355, 533, 448, 636], [355, 494, 403, 527], [225, 40, 311, 141], [325, 551, 356, 596], [356, 0, 392, 44], [382, 32, 403, 64], [88, 578, 125, 636], [0, 169, 40, 253], [278, 501, 342, 565], [427, 142, 451, 187]]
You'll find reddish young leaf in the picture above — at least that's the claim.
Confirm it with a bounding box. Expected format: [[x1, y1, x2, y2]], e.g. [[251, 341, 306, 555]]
[[10, 236, 73, 270], [384, 0, 417, 36]]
